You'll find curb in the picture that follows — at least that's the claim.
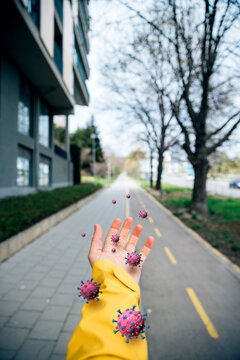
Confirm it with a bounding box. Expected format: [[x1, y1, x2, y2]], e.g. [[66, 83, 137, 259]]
[[0, 187, 104, 264], [139, 186, 240, 280]]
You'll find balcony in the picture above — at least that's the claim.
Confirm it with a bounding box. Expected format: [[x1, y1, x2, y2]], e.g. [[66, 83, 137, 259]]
[[74, 46, 87, 83], [26, 0, 40, 30], [55, 0, 63, 23], [54, 42, 63, 75], [77, 20, 87, 52], [54, 144, 67, 159], [79, 1, 88, 30]]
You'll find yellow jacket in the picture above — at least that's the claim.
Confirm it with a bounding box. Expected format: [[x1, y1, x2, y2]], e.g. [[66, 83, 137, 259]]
[[66, 259, 148, 360]]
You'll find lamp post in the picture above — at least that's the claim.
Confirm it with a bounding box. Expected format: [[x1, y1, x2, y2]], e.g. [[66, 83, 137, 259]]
[[90, 133, 96, 185]]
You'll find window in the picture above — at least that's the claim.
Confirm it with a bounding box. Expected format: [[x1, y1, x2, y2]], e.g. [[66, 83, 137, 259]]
[[39, 101, 50, 147], [16, 147, 32, 187], [18, 79, 33, 137], [39, 156, 51, 187]]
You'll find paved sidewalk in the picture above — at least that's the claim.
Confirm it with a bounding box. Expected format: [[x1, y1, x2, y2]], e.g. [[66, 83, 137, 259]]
[[0, 179, 127, 360]]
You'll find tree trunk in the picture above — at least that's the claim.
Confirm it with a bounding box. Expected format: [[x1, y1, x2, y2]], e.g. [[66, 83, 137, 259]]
[[191, 158, 210, 214], [155, 149, 163, 194], [150, 151, 153, 188]]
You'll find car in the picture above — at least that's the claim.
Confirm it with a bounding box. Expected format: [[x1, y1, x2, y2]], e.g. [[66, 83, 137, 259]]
[[229, 178, 240, 189]]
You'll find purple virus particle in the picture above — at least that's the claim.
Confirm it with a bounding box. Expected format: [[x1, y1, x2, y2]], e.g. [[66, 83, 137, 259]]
[[77, 278, 102, 303], [112, 305, 150, 343], [111, 234, 120, 245], [126, 194, 131, 199], [139, 210, 148, 219], [81, 233, 86, 237], [112, 200, 116, 204], [112, 248, 116, 253], [125, 251, 143, 269]]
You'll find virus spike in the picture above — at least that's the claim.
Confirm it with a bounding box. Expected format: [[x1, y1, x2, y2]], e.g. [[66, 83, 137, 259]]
[[112, 319, 117, 323]]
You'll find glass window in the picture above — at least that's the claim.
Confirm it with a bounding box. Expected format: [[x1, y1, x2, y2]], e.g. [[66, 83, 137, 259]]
[[18, 80, 33, 137], [16, 147, 32, 187], [39, 156, 51, 187], [39, 102, 50, 147]]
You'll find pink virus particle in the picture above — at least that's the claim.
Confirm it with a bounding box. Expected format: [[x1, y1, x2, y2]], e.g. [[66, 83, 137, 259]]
[[111, 234, 120, 245], [77, 278, 102, 303], [125, 251, 143, 269], [112, 305, 150, 343], [112, 248, 116, 253], [139, 210, 148, 219], [126, 194, 131, 199], [81, 233, 86, 237], [112, 200, 116, 204]]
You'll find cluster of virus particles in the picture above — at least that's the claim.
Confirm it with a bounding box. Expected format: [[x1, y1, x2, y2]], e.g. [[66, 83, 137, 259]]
[[77, 278, 102, 303], [112, 305, 150, 343]]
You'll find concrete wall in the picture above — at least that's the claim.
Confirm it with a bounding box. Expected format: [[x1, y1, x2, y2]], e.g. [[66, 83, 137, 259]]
[[40, 0, 54, 57], [0, 55, 73, 199]]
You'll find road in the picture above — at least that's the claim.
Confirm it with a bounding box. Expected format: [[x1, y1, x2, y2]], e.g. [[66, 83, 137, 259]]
[[0, 173, 240, 359], [162, 175, 240, 198]]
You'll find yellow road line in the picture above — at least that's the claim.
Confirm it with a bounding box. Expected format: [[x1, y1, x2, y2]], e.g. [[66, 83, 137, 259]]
[[164, 247, 177, 264], [154, 227, 162, 238], [149, 216, 154, 224], [186, 288, 219, 339]]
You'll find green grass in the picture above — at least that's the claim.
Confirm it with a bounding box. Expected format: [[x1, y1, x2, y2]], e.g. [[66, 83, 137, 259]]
[[0, 182, 102, 243], [208, 197, 240, 221]]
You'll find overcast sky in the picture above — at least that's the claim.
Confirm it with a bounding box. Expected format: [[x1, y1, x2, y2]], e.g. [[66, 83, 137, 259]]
[[69, 0, 240, 159]]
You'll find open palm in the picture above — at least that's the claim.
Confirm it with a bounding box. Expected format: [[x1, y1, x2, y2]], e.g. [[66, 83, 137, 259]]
[[88, 217, 154, 284]]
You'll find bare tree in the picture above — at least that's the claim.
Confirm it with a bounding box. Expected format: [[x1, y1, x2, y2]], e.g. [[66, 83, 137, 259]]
[[118, 0, 240, 213]]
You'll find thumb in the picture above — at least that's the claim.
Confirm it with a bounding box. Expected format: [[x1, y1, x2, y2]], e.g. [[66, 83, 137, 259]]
[[89, 224, 103, 257]]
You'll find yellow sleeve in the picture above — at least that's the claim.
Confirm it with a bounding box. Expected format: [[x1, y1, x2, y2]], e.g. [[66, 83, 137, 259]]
[[66, 259, 148, 360]]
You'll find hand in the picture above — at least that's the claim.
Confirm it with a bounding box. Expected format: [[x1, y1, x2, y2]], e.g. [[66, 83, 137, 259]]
[[88, 217, 154, 284]]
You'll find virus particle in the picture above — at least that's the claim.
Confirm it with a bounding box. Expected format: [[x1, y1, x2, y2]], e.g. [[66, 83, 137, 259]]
[[81, 233, 86, 237], [125, 251, 143, 269], [111, 234, 120, 245], [112, 305, 150, 343], [126, 194, 131, 199], [77, 278, 102, 303], [112, 200, 116, 204], [112, 248, 116, 253], [139, 210, 148, 219]]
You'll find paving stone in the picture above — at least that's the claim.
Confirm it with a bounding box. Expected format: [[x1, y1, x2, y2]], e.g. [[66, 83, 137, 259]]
[[56, 283, 77, 295], [0, 349, 16, 360], [17, 280, 38, 290], [21, 297, 48, 312], [40, 305, 69, 321], [70, 300, 84, 315], [0, 273, 24, 284], [2, 289, 31, 302], [50, 293, 74, 307], [53, 332, 72, 354], [47, 270, 66, 279], [62, 314, 80, 333], [29, 320, 63, 340], [0, 327, 28, 350], [40, 277, 62, 288], [31, 286, 56, 298], [0, 301, 21, 316], [14, 339, 55, 360], [23, 272, 45, 282], [49, 354, 66, 360], [62, 275, 81, 284], [8, 310, 40, 329], [0, 282, 12, 297], [0, 316, 9, 328]]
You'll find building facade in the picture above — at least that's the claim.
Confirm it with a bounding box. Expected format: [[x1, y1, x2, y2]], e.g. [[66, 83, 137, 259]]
[[0, 0, 90, 198]]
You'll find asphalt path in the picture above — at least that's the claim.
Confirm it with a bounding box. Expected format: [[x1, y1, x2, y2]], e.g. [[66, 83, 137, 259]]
[[123, 175, 240, 360]]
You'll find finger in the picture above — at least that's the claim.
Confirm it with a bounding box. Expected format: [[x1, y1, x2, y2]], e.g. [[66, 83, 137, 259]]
[[139, 236, 154, 263], [103, 218, 122, 251], [88, 224, 103, 262], [118, 217, 133, 249], [125, 224, 143, 252]]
